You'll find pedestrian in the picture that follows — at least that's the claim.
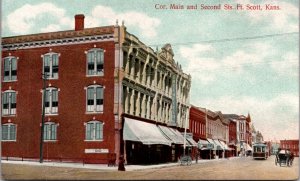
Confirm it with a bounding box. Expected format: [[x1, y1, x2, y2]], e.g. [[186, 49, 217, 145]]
[[195, 151, 199, 163], [118, 155, 125, 171]]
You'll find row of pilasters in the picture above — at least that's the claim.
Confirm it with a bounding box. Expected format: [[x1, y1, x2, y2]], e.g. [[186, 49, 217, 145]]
[[122, 49, 190, 126], [123, 52, 185, 98], [123, 85, 172, 123]]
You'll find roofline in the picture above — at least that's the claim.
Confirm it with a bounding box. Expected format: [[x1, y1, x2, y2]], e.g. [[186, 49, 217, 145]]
[[2, 26, 115, 44]]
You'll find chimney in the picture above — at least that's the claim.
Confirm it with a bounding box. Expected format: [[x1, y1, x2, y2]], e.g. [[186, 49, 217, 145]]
[[75, 14, 85, 31]]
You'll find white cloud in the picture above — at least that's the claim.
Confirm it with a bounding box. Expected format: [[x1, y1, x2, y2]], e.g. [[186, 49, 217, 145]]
[[270, 52, 299, 77], [180, 42, 272, 84], [87, 5, 160, 38], [197, 93, 299, 141], [6, 3, 72, 34], [40, 24, 61, 32], [237, 1, 298, 32]]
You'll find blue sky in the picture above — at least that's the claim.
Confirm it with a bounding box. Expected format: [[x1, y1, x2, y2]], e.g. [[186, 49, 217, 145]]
[[2, 0, 299, 141]]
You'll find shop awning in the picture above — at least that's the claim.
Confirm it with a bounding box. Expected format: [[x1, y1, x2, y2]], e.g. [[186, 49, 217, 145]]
[[198, 139, 211, 150], [246, 144, 252, 151], [123, 118, 171, 146], [213, 139, 225, 150], [158, 125, 184, 144], [186, 137, 198, 147], [219, 140, 234, 150], [207, 138, 218, 150]]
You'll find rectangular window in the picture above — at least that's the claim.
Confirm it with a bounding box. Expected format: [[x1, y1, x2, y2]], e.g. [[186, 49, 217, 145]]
[[87, 52, 95, 75], [86, 123, 92, 140], [85, 122, 103, 141], [43, 123, 57, 141], [44, 55, 51, 76], [87, 49, 104, 76], [9, 125, 16, 140], [86, 86, 103, 113], [96, 87, 103, 111], [87, 88, 94, 112], [45, 89, 58, 114], [2, 91, 16, 115], [3, 57, 17, 81], [2, 125, 8, 140], [2, 124, 16, 141], [43, 53, 59, 79], [52, 54, 59, 78]]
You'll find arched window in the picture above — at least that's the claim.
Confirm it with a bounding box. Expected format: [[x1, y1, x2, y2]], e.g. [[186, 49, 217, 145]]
[[2, 123, 16, 141], [85, 121, 104, 141], [44, 87, 59, 114], [44, 122, 57, 141], [42, 52, 59, 79], [2, 90, 17, 115], [3, 56, 18, 81], [86, 48, 104, 76], [86, 85, 103, 113]]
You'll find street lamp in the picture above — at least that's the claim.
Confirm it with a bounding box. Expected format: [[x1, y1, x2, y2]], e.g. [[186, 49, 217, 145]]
[[39, 73, 48, 163]]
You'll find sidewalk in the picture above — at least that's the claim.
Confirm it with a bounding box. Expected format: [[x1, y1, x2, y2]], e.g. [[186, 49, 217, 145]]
[[2, 157, 240, 171]]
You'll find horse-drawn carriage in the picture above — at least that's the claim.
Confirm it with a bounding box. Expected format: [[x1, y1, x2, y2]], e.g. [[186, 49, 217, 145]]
[[275, 149, 294, 167]]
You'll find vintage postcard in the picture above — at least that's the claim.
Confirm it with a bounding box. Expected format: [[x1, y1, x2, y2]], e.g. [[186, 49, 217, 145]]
[[1, 0, 299, 180]]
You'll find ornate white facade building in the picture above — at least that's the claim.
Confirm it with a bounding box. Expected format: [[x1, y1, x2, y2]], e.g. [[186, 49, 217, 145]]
[[120, 31, 191, 129]]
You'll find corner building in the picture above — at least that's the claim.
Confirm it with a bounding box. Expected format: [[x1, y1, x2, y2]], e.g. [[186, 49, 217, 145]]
[[1, 15, 191, 164]]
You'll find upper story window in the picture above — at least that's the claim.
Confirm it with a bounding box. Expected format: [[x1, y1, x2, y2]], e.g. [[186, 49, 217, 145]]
[[86, 49, 104, 76], [85, 121, 104, 141], [42, 53, 59, 79], [2, 90, 16, 116], [3, 56, 17, 82], [44, 87, 58, 115], [43, 122, 57, 141], [2, 123, 16, 141], [86, 85, 103, 113]]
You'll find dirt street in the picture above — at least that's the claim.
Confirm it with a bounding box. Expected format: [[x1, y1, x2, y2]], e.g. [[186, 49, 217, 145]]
[[1, 155, 298, 180]]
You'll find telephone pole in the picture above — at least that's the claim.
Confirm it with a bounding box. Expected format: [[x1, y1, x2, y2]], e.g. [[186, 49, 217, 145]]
[[39, 73, 47, 163]]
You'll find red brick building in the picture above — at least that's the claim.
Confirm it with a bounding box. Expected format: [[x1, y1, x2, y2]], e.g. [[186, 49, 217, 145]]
[[228, 119, 237, 156], [189, 106, 206, 159], [2, 15, 118, 164], [2, 14, 192, 164], [189, 106, 206, 142], [280, 139, 299, 157]]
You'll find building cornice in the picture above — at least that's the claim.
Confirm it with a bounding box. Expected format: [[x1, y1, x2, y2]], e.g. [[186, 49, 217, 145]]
[[2, 34, 114, 51], [2, 26, 115, 50]]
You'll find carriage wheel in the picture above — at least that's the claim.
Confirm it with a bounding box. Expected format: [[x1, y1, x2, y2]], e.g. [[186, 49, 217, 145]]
[[287, 160, 290, 167]]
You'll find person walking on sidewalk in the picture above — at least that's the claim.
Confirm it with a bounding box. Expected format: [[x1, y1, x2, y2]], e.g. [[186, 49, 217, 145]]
[[195, 151, 199, 163], [118, 155, 125, 171]]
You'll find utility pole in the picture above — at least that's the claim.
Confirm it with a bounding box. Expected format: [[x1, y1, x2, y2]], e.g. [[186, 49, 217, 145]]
[[39, 73, 47, 163], [183, 110, 187, 156]]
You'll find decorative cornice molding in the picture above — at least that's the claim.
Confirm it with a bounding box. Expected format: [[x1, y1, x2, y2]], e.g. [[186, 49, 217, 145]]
[[2, 34, 114, 51]]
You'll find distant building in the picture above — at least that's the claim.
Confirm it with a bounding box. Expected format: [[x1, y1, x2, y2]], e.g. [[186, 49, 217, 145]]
[[189, 106, 207, 159], [280, 139, 299, 157], [223, 113, 252, 156], [206, 110, 229, 159], [270, 141, 280, 155], [228, 119, 237, 156]]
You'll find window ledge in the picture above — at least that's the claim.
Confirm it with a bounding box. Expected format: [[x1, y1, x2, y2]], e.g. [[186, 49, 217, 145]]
[[44, 140, 58, 142], [86, 74, 104, 77], [2, 140, 17, 142], [85, 112, 103, 115], [2, 115, 16, 117], [46, 78, 59, 80], [3, 80, 18, 83], [45, 113, 59, 116], [84, 140, 103, 142]]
